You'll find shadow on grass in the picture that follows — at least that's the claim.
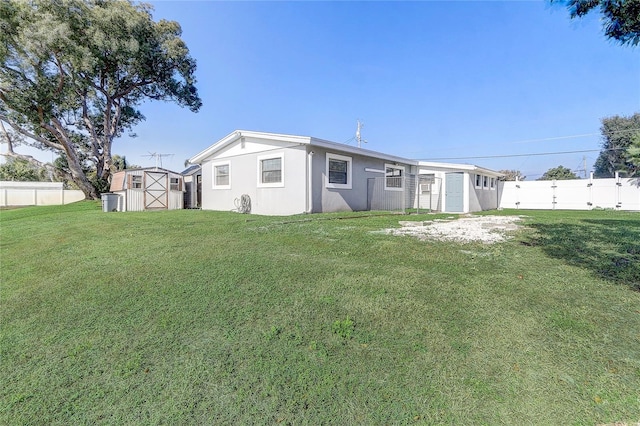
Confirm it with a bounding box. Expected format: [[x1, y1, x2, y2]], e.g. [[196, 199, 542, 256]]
[[523, 218, 640, 291]]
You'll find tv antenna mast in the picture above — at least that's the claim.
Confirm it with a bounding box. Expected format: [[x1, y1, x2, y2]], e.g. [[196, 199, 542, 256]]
[[143, 152, 174, 169], [356, 119, 367, 148]]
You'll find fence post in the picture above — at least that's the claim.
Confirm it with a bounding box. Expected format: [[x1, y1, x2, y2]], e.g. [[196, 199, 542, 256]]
[[415, 175, 419, 215], [615, 171, 621, 209]]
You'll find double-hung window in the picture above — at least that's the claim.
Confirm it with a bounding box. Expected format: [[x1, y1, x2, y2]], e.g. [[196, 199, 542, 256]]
[[385, 164, 404, 191], [475, 174, 482, 189], [326, 153, 352, 189], [213, 161, 231, 189], [129, 175, 142, 189], [258, 153, 284, 187], [170, 177, 181, 191]]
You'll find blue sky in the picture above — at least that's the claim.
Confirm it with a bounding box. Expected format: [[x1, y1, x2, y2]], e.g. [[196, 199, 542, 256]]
[[10, 1, 640, 178]]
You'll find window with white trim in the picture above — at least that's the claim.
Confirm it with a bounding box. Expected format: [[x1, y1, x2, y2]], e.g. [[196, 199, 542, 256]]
[[326, 153, 352, 189], [385, 164, 404, 190], [257, 153, 284, 187], [490, 177, 496, 190], [170, 177, 181, 191], [483, 175, 489, 189], [213, 161, 230, 189], [475, 174, 482, 189], [130, 175, 142, 189]]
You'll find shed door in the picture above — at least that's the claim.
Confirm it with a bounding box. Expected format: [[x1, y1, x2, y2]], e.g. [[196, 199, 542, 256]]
[[144, 171, 168, 209], [445, 172, 464, 212]]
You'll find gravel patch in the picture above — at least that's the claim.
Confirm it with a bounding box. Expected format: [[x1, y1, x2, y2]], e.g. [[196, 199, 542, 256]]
[[384, 215, 523, 244]]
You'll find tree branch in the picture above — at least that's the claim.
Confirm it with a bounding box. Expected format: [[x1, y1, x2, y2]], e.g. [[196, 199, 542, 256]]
[[0, 113, 65, 151], [0, 120, 53, 171], [81, 91, 101, 159], [52, 51, 66, 96]]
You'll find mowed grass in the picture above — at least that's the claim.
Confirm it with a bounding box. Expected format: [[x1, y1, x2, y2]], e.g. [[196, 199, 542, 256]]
[[1, 203, 639, 424]]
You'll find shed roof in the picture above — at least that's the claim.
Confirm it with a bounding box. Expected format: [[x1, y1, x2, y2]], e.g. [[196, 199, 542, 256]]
[[181, 164, 201, 176], [418, 161, 504, 177], [109, 167, 184, 192], [116, 167, 182, 174]]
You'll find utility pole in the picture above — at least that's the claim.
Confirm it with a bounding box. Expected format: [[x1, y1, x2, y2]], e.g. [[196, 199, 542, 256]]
[[356, 120, 367, 148]]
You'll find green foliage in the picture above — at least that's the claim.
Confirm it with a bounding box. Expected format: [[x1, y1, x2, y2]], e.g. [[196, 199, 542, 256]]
[[0, 157, 48, 181], [0, 0, 201, 199], [551, 0, 640, 46], [537, 165, 579, 180], [627, 132, 640, 168], [332, 317, 355, 340], [110, 155, 139, 172], [498, 169, 526, 181], [593, 113, 640, 178], [1, 205, 639, 424]]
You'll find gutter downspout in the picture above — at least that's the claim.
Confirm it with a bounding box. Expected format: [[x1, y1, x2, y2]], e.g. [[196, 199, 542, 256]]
[[306, 150, 314, 213]]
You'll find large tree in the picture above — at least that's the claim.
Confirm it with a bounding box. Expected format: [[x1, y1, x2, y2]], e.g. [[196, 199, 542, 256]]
[[593, 113, 640, 178], [0, 0, 201, 199], [551, 0, 640, 46], [627, 132, 640, 168], [0, 157, 49, 181], [537, 165, 579, 180], [498, 169, 526, 181]]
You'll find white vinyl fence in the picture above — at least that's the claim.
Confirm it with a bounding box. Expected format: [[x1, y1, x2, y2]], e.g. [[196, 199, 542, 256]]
[[499, 173, 639, 211], [0, 181, 85, 207]]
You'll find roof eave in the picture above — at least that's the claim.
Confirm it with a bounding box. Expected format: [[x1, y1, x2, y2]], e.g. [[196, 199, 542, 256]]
[[418, 161, 503, 176], [189, 130, 312, 164], [310, 138, 418, 166]]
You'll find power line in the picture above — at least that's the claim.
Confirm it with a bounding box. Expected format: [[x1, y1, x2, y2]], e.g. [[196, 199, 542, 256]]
[[508, 128, 640, 145], [420, 148, 625, 161], [407, 128, 640, 155]]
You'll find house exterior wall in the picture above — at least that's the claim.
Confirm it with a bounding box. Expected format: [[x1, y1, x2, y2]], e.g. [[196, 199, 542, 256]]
[[421, 170, 470, 213], [417, 182, 442, 211], [469, 174, 500, 212], [418, 171, 447, 211], [200, 139, 307, 215], [419, 165, 502, 213], [182, 170, 202, 209], [308, 146, 415, 213]]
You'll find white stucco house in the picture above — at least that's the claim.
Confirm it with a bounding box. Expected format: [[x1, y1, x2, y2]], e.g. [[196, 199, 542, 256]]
[[188, 130, 503, 216]]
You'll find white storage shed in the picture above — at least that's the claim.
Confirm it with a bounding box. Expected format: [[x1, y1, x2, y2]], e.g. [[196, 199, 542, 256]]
[[108, 168, 184, 212]]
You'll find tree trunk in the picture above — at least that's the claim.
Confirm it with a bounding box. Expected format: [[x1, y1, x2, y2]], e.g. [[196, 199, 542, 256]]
[[46, 118, 100, 200], [74, 173, 99, 200], [65, 149, 99, 200]]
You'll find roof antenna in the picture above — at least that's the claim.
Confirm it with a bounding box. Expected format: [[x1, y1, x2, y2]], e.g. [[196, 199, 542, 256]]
[[356, 119, 367, 148], [143, 152, 174, 169]]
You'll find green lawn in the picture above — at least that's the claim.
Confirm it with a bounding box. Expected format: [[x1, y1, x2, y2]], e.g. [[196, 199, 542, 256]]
[[1, 203, 639, 424]]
